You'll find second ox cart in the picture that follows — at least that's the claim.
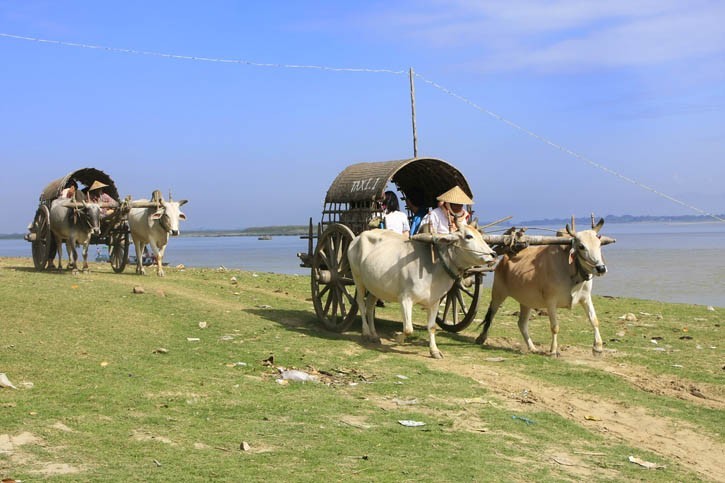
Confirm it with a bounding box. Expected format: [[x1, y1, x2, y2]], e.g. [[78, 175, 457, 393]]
[[25, 167, 170, 273]]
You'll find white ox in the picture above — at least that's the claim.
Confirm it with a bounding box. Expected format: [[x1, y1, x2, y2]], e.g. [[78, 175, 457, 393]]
[[348, 223, 496, 359], [128, 195, 187, 276], [49, 198, 102, 273], [475, 218, 613, 356]]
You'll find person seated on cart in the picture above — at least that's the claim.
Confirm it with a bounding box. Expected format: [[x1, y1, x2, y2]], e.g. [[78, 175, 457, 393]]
[[86, 180, 119, 217], [420, 185, 472, 234], [402, 188, 427, 236], [59, 180, 78, 199], [381, 191, 410, 237]]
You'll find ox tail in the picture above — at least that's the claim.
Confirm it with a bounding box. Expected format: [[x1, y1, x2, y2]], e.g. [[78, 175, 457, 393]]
[[475, 304, 495, 345]]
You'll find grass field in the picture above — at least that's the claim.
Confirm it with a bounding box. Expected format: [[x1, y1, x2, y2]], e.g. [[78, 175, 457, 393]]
[[1, 257, 723, 482]]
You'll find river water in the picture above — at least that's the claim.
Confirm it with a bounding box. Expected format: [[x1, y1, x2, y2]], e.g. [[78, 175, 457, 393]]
[[2, 222, 723, 307]]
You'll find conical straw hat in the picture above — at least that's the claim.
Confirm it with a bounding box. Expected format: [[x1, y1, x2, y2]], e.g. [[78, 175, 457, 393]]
[[436, 185, 473, 205], [89, 180, 108, 191]]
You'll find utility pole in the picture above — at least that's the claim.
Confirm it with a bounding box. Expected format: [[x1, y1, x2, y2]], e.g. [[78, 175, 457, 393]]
[[409, 67, 418, 158]]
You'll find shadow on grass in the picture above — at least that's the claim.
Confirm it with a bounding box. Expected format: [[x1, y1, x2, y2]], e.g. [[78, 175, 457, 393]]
[[245, 307, 435, 357], [244, 307, 529, 358], [5, 265, 145, 277]]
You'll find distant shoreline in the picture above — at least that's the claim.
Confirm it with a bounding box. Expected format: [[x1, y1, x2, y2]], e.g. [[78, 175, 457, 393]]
[[2, 214, 723, 239]]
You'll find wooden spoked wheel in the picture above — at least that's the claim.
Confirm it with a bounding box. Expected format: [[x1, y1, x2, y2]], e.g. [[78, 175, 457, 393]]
[[311, 224, 358, 332], [436, 272, 483, 332], [31, 205, 53, 271], [109, 224, 130, 273]]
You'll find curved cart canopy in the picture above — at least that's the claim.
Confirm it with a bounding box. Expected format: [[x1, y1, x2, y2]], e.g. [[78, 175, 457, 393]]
[[39, 167, 121, 205], [322, 157, 473, 235]]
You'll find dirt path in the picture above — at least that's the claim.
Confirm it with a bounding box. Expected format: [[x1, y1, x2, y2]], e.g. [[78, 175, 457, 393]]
[[420, 339, 725, 482]]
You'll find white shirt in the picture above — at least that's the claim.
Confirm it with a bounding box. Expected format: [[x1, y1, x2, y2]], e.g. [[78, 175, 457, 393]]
[[383, 211, 410, 235], [420, 205, 468, 234]]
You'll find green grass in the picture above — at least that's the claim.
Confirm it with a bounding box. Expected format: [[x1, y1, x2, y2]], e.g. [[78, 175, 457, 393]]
[[1, 257, 722, 482]]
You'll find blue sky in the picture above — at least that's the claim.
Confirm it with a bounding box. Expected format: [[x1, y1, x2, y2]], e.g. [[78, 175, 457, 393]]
[[1, 1, 723, 232]]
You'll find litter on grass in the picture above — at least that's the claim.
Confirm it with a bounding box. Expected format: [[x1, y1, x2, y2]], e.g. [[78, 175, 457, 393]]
[[398, 420, 425, 427], [511, 415, 535, 425], [628, 455, 666, 469]]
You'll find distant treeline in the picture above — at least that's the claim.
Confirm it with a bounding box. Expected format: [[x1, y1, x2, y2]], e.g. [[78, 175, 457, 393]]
[[514, 213, 725, 227]]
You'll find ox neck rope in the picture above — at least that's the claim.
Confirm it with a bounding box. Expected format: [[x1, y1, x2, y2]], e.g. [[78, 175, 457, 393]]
[[570, 239, 594, 283], [433, 240, 462, 280]]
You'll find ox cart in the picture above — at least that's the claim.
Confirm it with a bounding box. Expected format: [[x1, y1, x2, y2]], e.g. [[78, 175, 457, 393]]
[[297, 157, 602, 335], [24, 167, 158, 273]]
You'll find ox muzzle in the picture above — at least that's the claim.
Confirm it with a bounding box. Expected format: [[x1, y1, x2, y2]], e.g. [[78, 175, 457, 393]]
[[595, 264, 607, 275]]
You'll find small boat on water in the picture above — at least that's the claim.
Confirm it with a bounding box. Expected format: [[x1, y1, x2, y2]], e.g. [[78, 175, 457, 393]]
[[258, 235, 273, 240]]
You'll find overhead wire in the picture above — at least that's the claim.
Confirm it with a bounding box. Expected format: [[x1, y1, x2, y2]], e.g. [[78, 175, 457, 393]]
[[1, 32, 721, 222], [414, 73, 725, 223], [0, 33, 406, 75]]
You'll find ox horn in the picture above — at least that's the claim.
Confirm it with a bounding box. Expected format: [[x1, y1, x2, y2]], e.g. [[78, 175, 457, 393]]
[[565, 215, 578, 237], [593, 217, 604, 233]]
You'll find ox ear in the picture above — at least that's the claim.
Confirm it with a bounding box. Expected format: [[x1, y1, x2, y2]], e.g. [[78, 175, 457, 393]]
[[151, 210, 164, 220], [592, 218, 604, 234], [178, 199, 188, 207], [179, 212, 186, 220]]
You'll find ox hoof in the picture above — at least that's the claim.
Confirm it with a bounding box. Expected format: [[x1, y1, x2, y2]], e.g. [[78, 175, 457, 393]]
[[474, 334, 487, 345], [364, 335, 381, 344], [430, 350, 444, 359], [592, 346, 604, 357], [157, 271, 166, 277]]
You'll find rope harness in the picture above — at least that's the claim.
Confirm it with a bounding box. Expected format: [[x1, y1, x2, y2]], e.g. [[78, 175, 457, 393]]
[[570, 238, 594, 283], [433, 239, 464, 280]]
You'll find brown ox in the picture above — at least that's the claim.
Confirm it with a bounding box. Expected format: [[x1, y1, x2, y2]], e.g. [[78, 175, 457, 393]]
[[475, 218, 613, 356]]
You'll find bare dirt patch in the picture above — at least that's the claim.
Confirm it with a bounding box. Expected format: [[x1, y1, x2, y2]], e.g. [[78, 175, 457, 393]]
[[564, 346, 725, 409], [0, 431, 85, 476], [131, 429, 176, 446], [30, 463, 83, 476]]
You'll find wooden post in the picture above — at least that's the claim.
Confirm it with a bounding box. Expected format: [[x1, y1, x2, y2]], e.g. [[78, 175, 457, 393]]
[[409, 67, 418, 158]]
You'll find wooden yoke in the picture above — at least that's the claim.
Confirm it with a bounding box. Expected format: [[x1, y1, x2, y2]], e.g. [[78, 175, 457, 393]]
[[480, 227, 616, 256]]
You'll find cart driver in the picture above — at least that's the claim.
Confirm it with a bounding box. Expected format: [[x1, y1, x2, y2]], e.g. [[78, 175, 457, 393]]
[[88, 180, 119, 217], [420, 185, 472, 234]]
